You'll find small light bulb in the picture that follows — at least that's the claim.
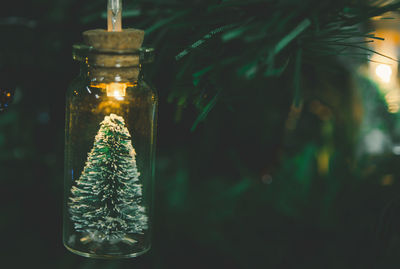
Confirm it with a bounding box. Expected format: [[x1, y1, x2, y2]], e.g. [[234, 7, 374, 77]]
[[106, 83, 127, 100], [375, 64, 392, 83]]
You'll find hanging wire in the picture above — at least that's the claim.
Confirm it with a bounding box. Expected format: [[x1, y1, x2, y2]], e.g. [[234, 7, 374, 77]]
[[107, 0, 122, 32]]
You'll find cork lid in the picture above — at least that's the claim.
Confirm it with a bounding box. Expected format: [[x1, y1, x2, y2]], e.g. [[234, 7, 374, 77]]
[[83, 28, 145, 51]]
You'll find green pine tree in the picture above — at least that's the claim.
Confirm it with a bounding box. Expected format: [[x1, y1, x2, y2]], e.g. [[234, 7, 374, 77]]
[[69, 113, 148, 244]]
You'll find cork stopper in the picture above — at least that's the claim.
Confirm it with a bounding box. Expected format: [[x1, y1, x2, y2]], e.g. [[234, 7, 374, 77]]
[[82, 28, 145, 82], [83, 28, 145, 50]]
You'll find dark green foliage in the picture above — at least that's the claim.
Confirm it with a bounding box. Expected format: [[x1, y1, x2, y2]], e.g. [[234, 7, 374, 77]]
[[122, 0, 400, 129], [1, 0, 400, 268]]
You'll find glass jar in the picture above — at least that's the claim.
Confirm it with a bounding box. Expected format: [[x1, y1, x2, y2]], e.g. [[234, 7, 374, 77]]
[[63, 44, 157, 258]]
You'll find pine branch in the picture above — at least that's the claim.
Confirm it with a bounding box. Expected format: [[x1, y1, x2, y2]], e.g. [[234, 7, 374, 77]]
[[119, 0, 400, 126]]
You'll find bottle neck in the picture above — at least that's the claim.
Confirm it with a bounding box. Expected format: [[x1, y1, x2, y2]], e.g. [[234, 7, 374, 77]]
[[72, 45, 154, 84], [80, 63, 142, 83], [80, 53, 142, 83]]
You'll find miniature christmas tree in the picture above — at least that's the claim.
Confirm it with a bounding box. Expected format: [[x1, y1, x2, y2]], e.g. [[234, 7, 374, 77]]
[[69, 113, 148, 244]]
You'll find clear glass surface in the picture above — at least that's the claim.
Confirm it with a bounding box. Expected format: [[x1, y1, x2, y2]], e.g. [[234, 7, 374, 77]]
[[63, 50, 157, 258]]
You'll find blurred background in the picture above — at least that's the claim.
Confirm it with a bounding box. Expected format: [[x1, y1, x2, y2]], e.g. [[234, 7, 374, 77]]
[[3, 0, 400, 268]]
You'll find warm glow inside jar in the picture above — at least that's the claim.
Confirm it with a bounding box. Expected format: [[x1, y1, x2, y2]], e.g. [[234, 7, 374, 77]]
[[63, 44, 157, 258]]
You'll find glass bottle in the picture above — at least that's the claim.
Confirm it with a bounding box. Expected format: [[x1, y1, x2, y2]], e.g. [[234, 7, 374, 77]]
[[63, 44, 157, 258]]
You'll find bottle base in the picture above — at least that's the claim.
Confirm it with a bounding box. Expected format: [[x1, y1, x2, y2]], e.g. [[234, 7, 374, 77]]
[[64, 243, 150, 259]]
